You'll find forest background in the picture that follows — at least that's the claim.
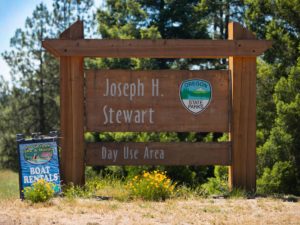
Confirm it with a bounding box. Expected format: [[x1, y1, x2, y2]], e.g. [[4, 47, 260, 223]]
[[0, 0, 299, 195]]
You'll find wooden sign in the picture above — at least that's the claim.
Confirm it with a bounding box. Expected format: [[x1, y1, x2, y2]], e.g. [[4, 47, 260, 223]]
[[86, 142, 231, 166], [85, 70, 230, 132], [42, 21, 272, 191]]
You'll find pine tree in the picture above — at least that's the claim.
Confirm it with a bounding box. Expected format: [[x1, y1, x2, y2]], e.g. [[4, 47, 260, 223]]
[[2, 3, 58, 135], [0, 0, 95, 169], [245, 0, 300, 193]]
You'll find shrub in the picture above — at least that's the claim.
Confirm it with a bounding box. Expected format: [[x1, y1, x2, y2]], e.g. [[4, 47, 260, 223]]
[[24, 179, 55, 203], [126, 170, 175, 201], [200, 166, 229, 196], [63, 183, 91, 199], [257, 161, 298, 194], [227, 188, 248, 198], [200, 177, 228, 196], [63, 176, 129, 201], [63, 177, 103, 199]]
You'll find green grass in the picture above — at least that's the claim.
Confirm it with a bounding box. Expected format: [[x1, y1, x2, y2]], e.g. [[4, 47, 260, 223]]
[[0, 169, 258, 202], [63, 175, 130, 201], [0, 170, 19, 199]]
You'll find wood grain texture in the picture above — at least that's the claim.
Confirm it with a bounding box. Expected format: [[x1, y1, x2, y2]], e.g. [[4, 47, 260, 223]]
[[59, 21, 85, 185], [42, 39, 272, 58], [228, 22, 257, 191], [86, 142, 231, 166], [85, 70, 230, 132]]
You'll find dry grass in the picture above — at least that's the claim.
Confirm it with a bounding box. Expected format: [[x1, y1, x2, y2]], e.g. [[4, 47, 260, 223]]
[[0, 170, 299, 224], [0, 197, 299, 225]]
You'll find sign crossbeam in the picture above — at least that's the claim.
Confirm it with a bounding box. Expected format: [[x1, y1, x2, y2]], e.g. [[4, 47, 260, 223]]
[[42, 39, 272, 58]]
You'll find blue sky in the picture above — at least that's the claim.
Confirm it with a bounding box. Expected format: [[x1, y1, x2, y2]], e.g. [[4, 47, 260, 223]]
[[0, 0, 103, 83]]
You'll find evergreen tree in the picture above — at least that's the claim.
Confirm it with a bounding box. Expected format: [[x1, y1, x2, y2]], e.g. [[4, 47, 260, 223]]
[[3, 3, 58, 134], [0, 0, 95, 169], [94, 0, 211, 70], [195, 0, 245, 40], [245, 0, 300, 140], [52, 0, 95, 35], [245, 0, 300, 193], [0, 76, 16, 169]]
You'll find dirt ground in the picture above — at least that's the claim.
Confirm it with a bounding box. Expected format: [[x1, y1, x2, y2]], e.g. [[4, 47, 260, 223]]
[[0, 198, 299, 225]]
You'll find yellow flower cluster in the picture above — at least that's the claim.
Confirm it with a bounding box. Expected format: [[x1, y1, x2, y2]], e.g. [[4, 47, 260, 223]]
[[33, 179, 54, 191], [24, 179, 55, 203], [126, 170, 175, 200]]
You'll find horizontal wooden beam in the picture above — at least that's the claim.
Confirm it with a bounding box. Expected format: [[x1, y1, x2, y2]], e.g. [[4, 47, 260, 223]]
[[86, 142, 231, 166], [42, 39, 272, 58]]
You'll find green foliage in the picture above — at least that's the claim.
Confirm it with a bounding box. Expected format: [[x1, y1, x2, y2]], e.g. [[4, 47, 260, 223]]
[[200, 177, 228, 196], [0, 4, 59, 169], [99, 165, 210, 187], [245, 0, 300, 66], [256, 60, 278, 145], [200, 167, 250, 198], [0, 0, 94, 170], [99, 132, 180, 143], [227, 188, 248, 199], [257, 59, 300, 192], [52, 0, 95, 34], [63, 183, 93, 199], [63, 176, 112, 199], [164, 166, 210, 186], [257, 161, 298, 195], [214, 166, 228, 181], [84, 132, 97, 143], [126, 170, 175, 201], [174, 185, 199, 199], [63, 174, 129, 201], [199, 166, 229, 196], [195, 0, 245, 39], [245, 0, 300, 194], [93, 0, 215, 71], [24, 179, 55, 203]]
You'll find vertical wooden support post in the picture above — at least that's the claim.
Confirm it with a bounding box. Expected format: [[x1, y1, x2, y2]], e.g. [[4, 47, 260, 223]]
[[59, 21, 85, 185], [228, 22, 257, 191]]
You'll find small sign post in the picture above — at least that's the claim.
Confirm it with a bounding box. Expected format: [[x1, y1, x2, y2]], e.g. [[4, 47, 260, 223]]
[[17, 133, 61, 199]]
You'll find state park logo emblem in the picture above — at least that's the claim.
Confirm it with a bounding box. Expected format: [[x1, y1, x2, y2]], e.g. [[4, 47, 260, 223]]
[[179, 79, 212, 114]]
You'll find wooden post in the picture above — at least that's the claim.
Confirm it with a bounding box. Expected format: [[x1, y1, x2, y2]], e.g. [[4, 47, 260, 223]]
[[228, 22, 257, 191], [59, 21, 85, 185]]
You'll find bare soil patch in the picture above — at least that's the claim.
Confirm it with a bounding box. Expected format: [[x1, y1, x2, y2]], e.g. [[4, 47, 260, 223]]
[[0, 198, 299, 225]]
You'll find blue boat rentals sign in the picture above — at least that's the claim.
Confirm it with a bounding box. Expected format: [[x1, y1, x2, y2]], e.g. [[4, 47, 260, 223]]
[[179, 79, 212, 114], [17, 136, 61, 198]]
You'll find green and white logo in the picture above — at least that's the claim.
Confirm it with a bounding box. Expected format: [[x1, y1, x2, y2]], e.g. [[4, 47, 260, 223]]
[[179, 79, 212, 114]]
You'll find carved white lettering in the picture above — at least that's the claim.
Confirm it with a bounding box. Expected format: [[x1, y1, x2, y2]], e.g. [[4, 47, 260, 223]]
[[144, 146, 165, 160], [152, 79, 159, 96], [101, 146, 118, 162], [103, 105, 154, 125], [123, 146, 139, 159], [104, 78, 144, 101]]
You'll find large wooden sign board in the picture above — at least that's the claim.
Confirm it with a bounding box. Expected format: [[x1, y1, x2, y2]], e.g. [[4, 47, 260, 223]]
[[42, 21, 271, 191], [86, 70, 230, 132]]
